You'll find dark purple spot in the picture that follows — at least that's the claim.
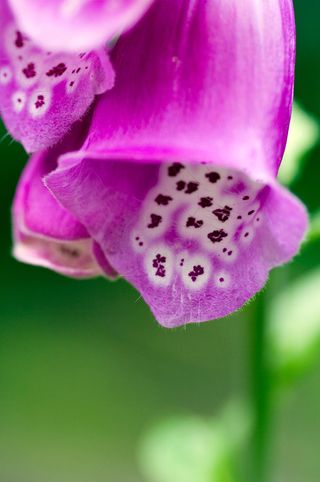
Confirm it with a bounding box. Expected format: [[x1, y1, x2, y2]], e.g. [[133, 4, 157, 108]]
[[248, 210, 255, 215], [244, 232, 249, 238], [148, 214, 162, 229], [153, 254, 166, 267], [242, 195, 250, 201], [228, 251, 233, 256], [135, 237, 140, 240], [219, 277, 225, 282], [15, 31, 25, 48], [227, 176, 233, 180], [76, 67, 81, 74], [139, 242, 144, 247], [212, 205, 232, 222], [206, 172, 221, 183], [168, 162, 185, 177], [186, 217, 204, 229], [180, 258, 185, 267], [237, 216, 242, 220], [69, 81, 75, 87], [176, 180, 186, 191], [35, 95, 45, 109], [46, 62, 67, 78], [156, 265, 166, 277], [188, 265, 205, 282], [185, 182, 199, 194], [22, 62, 36, 78], [198, 196, 213, 208], [152, 253, 166, 278], [72, 69, 76, 74], [223, 248, 227, 253], [208, 229, 228, 244], [155, 194, 173, 206]]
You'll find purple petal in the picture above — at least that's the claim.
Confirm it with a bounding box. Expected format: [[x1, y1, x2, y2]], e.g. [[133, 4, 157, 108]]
[[8, 0, 154, 52], [13, 130, 117, 279], [46, 159, 307, 327], [45, 0, 305, 326], [80, 0, 295, 178], [0, 1, 114, 152]]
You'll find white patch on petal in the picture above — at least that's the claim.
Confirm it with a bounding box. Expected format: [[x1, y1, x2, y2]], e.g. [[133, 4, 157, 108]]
[[0, 66, 13, 85], [215, 271, 231, 289], [181, 254, 211, 290], [218, 243, 239, 263], [131, 230, 147, 253], [28, 87, 52, 117], [16, 56, 44, 88], [144, 245, 174, 287], [133, 162, 266, 292], [12, 90, 26, 112]]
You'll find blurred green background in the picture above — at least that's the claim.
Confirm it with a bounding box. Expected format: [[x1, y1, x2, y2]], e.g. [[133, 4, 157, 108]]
[[1, 1, 320, 481]]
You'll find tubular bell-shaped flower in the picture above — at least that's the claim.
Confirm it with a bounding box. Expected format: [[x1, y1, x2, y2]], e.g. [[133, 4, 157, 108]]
[[42, 0, 307, 327], [13, 123, 117, 279], [0, 0, 115, 152], [7, 0, 154, 52]]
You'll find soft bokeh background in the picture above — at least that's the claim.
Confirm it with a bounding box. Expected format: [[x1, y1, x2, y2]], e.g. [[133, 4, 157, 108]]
[[0, 1, 320, 481]]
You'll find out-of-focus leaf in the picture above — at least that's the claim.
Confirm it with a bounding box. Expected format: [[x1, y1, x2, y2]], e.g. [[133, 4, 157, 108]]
[[268, 268, 320, 383], [307, 211, 320, 243], [138, 401, 251, 482], [279, 103, 319, 185]]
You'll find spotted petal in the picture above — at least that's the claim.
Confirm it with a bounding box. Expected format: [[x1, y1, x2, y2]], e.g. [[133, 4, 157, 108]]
[[46, 0, 308, 326], [47, 158, 306, 326], [0, 1, 114, 152], [13, 127, 117, 279], [8, 0, 154, 52]]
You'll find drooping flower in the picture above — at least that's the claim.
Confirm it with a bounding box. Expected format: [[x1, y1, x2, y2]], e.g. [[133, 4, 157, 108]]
[[32, 0, 308, 326], [13, 122, 117, 279], [0, 0, 115, 152], [7, 0, 154, 52]]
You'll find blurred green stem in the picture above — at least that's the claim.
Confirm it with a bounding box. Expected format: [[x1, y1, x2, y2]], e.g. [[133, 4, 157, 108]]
[[250, 289, 273, 482]]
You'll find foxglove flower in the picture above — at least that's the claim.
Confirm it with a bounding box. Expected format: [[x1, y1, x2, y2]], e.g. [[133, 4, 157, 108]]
[[13, 123, 117, 279], [46, 0, 306, 326], [8, 0, 154, 52], [0, 0, 115, 152]]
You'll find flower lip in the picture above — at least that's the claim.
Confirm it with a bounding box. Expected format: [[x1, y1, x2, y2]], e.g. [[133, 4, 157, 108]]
[[0, 2, 115, 152], [46, 154, 308, 327], [13, 229, 104, 279], [12, 124, 118, 280]]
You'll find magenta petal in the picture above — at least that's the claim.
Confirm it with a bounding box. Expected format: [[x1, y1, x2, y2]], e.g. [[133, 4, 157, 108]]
[[13, 131, 117, 279], [45, 0, 306, 326], [81, 0, 295, 178], [8, 0, 154, 52], [0, 2, 114, 152], [46, 159, 307, 327]]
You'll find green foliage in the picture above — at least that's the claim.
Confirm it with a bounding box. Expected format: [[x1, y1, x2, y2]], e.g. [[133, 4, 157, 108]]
[[268, 268, 320, 385], [138, 401, 251, 482], [279, 103, 319, 186]]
